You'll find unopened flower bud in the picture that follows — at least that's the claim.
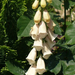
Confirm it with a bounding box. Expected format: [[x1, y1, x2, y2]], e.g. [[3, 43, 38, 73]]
[[33, 39, 43, 51], [42, 42, 52, 59], [32, 0, 39, 9], [30, 24, 39, 40], [40, 0, 46, 8], [25, 65, 37, 75], [46, 0, 52, 3], [39, 21, 48, 39], [36, 56, 46, 74], [48, 29, 58, 41], [43, 10, 50, 23], [34, 10, 41, 24], [26, 48, 37, 65], [45, 36, 55, 48]]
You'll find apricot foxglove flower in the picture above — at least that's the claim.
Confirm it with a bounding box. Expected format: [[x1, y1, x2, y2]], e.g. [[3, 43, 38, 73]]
[[46, 0, 52, 3], [36, 56, 46, 74], [71, 12, 75, 21], [39, 21, 48, 39], [30, 24, 39, 40], [47, 19, 56, 31], [25, 65, 37, 75], [48, 29, 58, 41], [33, 39, 43, 51], [32, 0, 39, 9], [43, 10, 50, 23], [40, 0, 46, 8], [26, 48, 37, 65], [34, 10, 41, 24], [45, 36, 55, 49], [42, 42, 52, 59]]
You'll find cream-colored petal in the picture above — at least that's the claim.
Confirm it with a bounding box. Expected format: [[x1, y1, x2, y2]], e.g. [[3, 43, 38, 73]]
[[26, 48, 37, 65], [39, 21, 48, 39], [34, 10, 41, 24], [36, 56, 46, 74], [47, 19, 56, 30], [40, 0, 46, 8], [48, 29, 58, 41], [46, 0, 52, 3], [30, 24, 39, 40], [25, 65, 37, 75], [71, 12, 75, 21], [42, 42, 52, 59], [33, 39, 43, 51], [45, 36, 55, 49], [32, 0, 39, 9], [43, 10, 50, 23]]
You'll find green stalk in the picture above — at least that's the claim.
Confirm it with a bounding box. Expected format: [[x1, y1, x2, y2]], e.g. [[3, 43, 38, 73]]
[[64, 0, 66, 34]]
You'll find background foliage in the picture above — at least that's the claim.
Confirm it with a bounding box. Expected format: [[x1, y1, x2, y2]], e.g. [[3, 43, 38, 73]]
[[0, 0, 75, 75]]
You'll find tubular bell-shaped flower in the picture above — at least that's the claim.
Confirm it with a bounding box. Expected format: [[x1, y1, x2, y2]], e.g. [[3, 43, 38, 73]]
[[33, 39, 43, 51], [36, 56, 46, 74], [26, 48, 37, 65], [25, 65, 37, 75], [47, 28, 58, 41], [34, 10, 41, 24], [46, 0, 52, 3], [45, 36, 55, 49], [30, 24, 39, 40], [43, 10, 50, 23], [32, 0, 39, 9], [47, 19, 56, 31], [42, 42, 52, 59], [39, 21, 48, 39], [40, 0, 46, 8]]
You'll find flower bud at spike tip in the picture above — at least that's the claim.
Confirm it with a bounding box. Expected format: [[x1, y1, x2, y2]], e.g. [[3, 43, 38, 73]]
[[47, 0, 52, 3], [40, 0, 46, 8], [36, 56, 46, 74], [42, 42, 52, 59], [30, 24, 39, 40], [25, 65, 37, 75], [39, 21, 48, 39], [34, 10, 41, 24], [43, 10, 50, 23], [32, 0, 39, 9], [26, 48, 37, 65], [33, 39, 43, 51]]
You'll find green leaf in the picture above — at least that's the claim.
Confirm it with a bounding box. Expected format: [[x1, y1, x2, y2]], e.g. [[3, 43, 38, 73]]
[[50, 13, 62, 35], [61, 60, 68, 74], [50, 61, 61, 75], [17, 15, 34, 39], [65, 21, 75, 45], [69, 0, 75, 8], [64, 60, 75, 75], [45, 55, 61, 75], [51, 0, 62, 9], [6, 61, 25, 75]]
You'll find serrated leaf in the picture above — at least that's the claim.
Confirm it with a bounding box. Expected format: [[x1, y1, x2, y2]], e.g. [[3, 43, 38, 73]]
[[6, 61, 25, 75], [51, 0, 62, 9], [65, 21, 75, 45], [50, 13, 62, 35], [17, 15, 34, 39]]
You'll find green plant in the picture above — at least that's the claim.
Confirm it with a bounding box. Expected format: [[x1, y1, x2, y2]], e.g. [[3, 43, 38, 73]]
[[0, 0, 75, 75]]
